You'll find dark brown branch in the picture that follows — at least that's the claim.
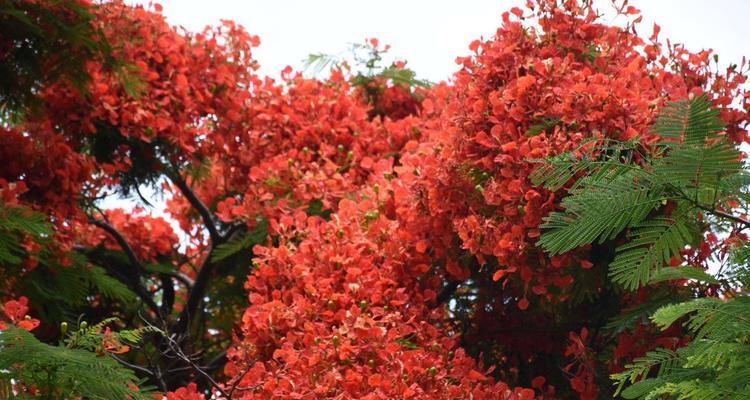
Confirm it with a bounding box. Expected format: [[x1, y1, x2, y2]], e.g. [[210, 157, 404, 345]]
[[173, 220, 251, 336], [671, 184, 750, 230], [165, 351, 226, 375], [228, 362, 256, 399], [90, 218, 144, 270], [170, 175, 221, 244], [86, 220, 162, 318], [167, 175, 221, 334], [166, 270, 195, 289], [700, 205, 750, 230], [174, 254, 214, 336], [159, 329, 230, 398], [223, 223, 246, 242], [173, 220, 247, 336], [110, 354, 154, 376], [160, 274, 175, 317]]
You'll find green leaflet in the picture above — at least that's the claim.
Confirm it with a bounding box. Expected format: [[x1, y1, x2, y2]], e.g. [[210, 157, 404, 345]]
[[211, 218, 269, 262], [534, 96, 750, 398], [0, 327, 155, 399]]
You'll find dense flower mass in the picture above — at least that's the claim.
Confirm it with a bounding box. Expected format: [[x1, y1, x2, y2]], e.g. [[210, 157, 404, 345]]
[[225, 189, 534, 399], [426, 0, 749, 297], [1, 0, 748, 399]]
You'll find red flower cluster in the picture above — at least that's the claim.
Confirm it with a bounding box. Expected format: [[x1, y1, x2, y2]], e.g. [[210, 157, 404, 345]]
[[3, 0, 749, 399], [165, 383, 205, 400], [225, 178, 534, 399], [81, 208, 178, 263], [165, 67, 424, 243], [42, 2, 261, 165], [0, 296, 40, 332], [421, 0, 749, 303], [0, 125, 93, 220]]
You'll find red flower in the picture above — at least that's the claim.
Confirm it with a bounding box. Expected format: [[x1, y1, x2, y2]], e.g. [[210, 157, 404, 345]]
[[165, 383, 205, 400], [102, 327, 130, 355], [2, 297, 39, 332]]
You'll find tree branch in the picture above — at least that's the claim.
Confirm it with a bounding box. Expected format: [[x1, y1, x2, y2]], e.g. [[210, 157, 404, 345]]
[[166, 270, 195, 290], [160, 274, 175, 317], [110, 354, 154, 376], [700, 205, 750, 230], [671, 184, 750, 230], [90, 218, 144, 271], [159, 330, 230, 398], [174, 254, 214, 336], [170, 175, 221, 244], [173, 221, 246, 336], [86, 219, 162, 318]]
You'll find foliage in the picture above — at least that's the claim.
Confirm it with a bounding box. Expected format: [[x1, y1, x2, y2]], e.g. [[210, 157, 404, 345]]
[[533, 95, 742, 290], [0, 0, 116, 118], [0, 321, 157, 399], [305, 39, 430, 119], [536, 95, 750, 398], [0, 202, 49, 265], [1, 0, 749, 399]]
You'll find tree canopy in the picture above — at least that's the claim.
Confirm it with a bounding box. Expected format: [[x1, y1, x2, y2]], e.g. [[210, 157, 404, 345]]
[[0, 0, 749, 399]]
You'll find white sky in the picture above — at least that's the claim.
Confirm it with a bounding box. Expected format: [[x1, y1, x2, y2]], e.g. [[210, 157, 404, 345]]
[[128, 0, 750, 82]]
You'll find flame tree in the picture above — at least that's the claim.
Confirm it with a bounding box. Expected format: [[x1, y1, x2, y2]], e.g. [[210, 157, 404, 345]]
[[0, 1, 748, 399]]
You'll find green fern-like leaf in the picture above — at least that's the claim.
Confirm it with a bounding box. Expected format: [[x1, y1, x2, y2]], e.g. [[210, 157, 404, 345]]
[[0, 203, 51, 265], [647, 266, 718, 285], [529, 137, 643, 192], [0, 327, 154, 399], [609, 215, 698, 290], [380, 65, 432, 88], [534, 95, 750, 399], [653, 94, 725, 145], [651, 297, 750, 341], [539, 170, 663, 255], [304, 52, 342, 76], [211, 218, 268, 262], [604, 290, 683, 334], [612, 348, 680, 396], [655, 141, 742, 191]]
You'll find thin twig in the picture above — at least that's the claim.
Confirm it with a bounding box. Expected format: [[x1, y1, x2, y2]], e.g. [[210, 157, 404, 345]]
[[228, 361, 256, 398], [162, 331, 230, 398], [110, 354, 154, 376]]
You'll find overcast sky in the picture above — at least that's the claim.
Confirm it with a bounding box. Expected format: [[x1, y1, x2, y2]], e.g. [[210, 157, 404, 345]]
[[128, 0, 750, 82]]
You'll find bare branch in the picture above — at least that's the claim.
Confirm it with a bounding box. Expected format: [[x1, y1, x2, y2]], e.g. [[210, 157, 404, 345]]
[[164, 175, 246, 339], [170, 175, 221, 244], [160, 274, 175, 317], [165, 270, 195, 289], [89, 218, 144, 271], [174, 222, 248, 336], [161, 331, 230, 398], [110, 354, 154, 376], [174, 254, 213, 336], [86, 219, 162, 318], [228, 361, 257, 398]]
